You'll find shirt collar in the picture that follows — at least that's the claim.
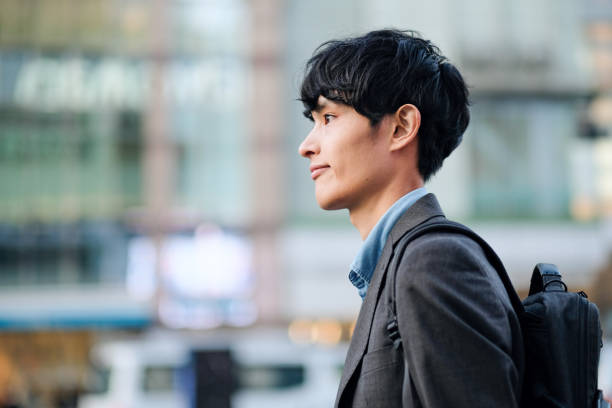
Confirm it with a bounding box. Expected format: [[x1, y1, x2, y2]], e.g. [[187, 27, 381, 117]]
[[348, 187, 428, 299]]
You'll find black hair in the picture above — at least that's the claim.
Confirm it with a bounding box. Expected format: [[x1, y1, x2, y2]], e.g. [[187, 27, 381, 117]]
[[300, 29, 470, 182]]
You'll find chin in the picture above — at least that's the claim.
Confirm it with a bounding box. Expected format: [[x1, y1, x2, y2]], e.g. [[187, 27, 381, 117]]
[[315, 193, 345, 211], [318, 202, 343, 211]]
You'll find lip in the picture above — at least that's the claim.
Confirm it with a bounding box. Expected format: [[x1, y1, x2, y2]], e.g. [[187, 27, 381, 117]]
[[309, 164, 329, 180]]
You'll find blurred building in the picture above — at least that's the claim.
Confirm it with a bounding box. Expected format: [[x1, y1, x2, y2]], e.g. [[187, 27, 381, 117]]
[[0, 0, 255, 404], [0, 0, 611, 406]]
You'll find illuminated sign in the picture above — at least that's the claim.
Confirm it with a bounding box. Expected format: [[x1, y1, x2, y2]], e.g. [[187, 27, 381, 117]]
[[4, 55, 246, 112], [126, 225, 256, 329]]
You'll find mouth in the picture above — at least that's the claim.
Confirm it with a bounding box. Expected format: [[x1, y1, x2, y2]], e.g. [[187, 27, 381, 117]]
[[310, 164, 330, 180]]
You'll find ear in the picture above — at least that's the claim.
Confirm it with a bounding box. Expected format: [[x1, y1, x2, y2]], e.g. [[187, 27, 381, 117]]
[[389, 104, 420, 152]]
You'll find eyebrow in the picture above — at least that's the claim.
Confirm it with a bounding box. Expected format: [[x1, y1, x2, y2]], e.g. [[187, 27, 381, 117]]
[[313, 99, 334, 113]]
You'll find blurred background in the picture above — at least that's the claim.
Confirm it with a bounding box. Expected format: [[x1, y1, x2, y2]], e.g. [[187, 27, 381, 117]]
[[0, 0, 612, 406]]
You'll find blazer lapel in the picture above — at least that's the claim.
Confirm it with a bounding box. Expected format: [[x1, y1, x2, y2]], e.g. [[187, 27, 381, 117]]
[[335, 194, 445, 406], [335, 237, 395, 405]]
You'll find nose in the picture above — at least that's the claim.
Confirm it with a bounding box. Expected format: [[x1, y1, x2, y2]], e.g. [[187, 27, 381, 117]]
[[298, 127, 319, 158]]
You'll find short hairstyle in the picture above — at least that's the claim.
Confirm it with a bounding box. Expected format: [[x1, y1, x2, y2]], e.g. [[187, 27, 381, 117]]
[[300, 29, 470, 182]]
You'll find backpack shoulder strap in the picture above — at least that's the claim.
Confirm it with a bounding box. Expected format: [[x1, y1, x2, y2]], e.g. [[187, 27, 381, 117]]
[[528, 263, 567, 295], [386, 219, 524, 349]]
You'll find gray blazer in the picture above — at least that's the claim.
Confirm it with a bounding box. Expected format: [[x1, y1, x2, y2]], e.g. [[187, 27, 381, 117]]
[[335, 194, 524, 407]]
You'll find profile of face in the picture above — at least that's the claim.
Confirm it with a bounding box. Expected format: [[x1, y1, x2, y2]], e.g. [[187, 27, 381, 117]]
[[298, 96, 395, 212]]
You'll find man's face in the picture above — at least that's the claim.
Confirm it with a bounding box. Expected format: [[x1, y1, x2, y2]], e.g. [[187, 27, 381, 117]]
[[298, 96, 393, 211]]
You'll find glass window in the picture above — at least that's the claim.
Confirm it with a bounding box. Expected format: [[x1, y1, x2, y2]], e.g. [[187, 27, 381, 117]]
[[142, 365, 178, 393], [237, 364, 305, 390], [85, 364, 110, 395], [0, 222, 126, 286], [469, 97, 575, 219]]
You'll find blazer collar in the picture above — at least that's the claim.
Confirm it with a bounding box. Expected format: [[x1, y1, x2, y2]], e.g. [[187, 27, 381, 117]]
[[335, 193, 445, 406], [388, 192, 445, 246]]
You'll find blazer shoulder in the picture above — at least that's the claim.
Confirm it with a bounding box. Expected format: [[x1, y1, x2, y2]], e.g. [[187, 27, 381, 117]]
[[402, 230, 490, 268], [395, 230, 502, 289], [394, 230, 513, 313]]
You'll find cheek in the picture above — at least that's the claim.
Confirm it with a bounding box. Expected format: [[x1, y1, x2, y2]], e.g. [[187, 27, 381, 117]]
[[339, 143, 378, 172]]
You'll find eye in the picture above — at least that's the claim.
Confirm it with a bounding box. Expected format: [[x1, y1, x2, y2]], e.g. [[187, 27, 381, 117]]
[[323, 114, 335, 124]]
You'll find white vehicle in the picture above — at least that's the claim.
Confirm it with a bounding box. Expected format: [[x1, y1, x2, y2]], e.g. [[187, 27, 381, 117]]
[[78, 337, 190, 408], [231, 333, 345, 408], [78, 329, 346, 408]]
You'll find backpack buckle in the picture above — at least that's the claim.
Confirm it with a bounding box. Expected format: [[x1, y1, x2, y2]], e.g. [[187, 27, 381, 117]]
[[386, 318, 402, 349]]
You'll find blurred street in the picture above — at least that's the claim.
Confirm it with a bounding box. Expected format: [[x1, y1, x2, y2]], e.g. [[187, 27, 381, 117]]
[[0, 0, 612, 406]]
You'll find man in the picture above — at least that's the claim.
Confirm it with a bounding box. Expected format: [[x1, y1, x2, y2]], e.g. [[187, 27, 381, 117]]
[[298, 30, 523, 407]]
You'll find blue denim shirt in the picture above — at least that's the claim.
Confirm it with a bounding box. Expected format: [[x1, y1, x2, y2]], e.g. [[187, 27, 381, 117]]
[[348, 187, 428, 299]]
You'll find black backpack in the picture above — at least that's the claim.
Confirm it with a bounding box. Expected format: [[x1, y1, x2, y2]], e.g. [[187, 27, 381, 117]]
[[385, 219, 610, 408]]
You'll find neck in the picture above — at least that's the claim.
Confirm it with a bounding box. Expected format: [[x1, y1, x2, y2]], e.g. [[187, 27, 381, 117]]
[[349, 180, 424, 240]]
